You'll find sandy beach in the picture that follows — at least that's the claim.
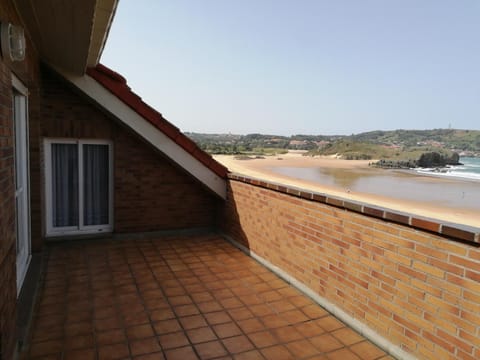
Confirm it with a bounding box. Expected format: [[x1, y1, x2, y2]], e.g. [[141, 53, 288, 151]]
[[215, 152, 480, 228]]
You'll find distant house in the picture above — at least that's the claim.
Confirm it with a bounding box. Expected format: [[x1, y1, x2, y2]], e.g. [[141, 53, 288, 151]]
[[416, 140, 445, 148], [0, 1, 227, 357], [289, 140, 308, 146]]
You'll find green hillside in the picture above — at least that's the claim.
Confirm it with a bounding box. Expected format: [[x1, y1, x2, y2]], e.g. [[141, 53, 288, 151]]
[[304, 139, 461, 168], [186, 129, 480, 156], [305, 140, 398, 160], [350, 129, 480, 151], [304, 140, 458, 160]]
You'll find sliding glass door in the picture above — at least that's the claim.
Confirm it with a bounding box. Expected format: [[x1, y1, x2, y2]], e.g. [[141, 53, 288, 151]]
[[45, 140, 113, 236]]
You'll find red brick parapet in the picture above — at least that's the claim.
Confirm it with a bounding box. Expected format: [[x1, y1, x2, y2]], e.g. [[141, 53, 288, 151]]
[[222, 172, 480, 359], [228, 173, 480, 245]]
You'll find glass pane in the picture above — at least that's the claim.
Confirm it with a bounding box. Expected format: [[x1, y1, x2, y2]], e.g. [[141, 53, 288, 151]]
[[14, 95, 22, 253], [16, 197, 21, 254], [83, 144, 109, 226], [14, 95, 24, 191], [52, 144, 78, 227]]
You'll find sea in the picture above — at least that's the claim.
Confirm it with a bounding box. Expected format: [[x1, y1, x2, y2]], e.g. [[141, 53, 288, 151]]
[[416, 157, 480, 181], [270, 157, 480, 211]]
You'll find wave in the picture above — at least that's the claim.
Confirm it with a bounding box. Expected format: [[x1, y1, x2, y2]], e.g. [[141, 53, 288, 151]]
[[453, 164, 478, 169], [416, 169, 480, 181]]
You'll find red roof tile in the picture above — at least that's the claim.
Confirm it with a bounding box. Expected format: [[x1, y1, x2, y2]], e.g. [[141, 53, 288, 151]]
[[86, 64, 228, 178]]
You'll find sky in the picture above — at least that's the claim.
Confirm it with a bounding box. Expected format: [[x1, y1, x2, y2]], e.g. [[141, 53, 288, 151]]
[[101, 0, 480, 136]]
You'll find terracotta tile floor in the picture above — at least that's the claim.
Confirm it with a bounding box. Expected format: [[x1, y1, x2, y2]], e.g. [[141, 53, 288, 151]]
[[24, 234, 394, 360]]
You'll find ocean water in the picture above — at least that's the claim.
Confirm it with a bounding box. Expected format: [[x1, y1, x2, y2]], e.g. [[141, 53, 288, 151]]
[[416, 157, 480, 180]]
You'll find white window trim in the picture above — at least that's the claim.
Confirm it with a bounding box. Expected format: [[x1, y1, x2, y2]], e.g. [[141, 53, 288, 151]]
[[12, 73, 31, 295], [44, 138, 114, 237], [12, 74, 28, 95]]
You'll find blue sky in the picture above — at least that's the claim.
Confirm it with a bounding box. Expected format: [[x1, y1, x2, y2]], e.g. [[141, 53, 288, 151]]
[[101, 1, 480, 136]]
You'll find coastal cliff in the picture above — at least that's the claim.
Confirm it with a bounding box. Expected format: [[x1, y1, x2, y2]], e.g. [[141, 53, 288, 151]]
[[418, 151, 461, 167], [373, 151, 462, 169]]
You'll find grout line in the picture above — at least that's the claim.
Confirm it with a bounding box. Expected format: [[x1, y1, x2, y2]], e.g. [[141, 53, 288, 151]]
[[137, 238, 183, 357], [85, 241, 100, 360], [145, 235, 230, 358], [132, 238, 169, 357]]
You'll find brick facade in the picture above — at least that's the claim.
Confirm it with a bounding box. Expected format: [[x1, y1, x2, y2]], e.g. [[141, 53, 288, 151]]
[[0, 43, 15, 360], [1, 1, 220, 355], [0, 0, 42, 357], [40, 68, 219, 234], [114, 130, 219, 233], [221, 178, 480, 360]]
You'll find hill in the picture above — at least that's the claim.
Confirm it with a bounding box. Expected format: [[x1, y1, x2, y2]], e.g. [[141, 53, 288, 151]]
[[349, 129, 480, 151], [186, 129, 480, 157]]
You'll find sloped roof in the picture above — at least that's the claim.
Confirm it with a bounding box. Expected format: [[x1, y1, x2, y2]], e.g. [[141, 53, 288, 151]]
[[86, 64, 228, 179]]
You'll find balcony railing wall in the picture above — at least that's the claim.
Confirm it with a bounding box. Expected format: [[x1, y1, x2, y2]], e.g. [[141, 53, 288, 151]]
[[220, 175, 480, 360]]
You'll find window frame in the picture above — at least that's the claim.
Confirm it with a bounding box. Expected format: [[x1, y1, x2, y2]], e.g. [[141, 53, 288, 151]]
[[13, 74, 31, 295], [44, 138, 114, 237]]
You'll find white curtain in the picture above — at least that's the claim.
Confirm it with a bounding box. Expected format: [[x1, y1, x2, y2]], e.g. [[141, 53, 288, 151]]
[[83, 144, 109, 226], [52, 144, 78, 227]]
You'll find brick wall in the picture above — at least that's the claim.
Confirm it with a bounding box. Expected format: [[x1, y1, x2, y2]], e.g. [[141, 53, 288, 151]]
[[0, 0, 42, 357], [114, 132, 219, 233], [221, 178, 480, 360], [0, 54, 16, 360], [40, 68, 219, 234]]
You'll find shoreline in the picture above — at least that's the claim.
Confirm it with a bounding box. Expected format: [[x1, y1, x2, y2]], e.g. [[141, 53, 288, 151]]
[[214, 153, 480, 228]]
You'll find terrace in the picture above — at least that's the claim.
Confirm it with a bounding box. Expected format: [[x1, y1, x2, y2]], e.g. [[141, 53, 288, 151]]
[[2, 1, 479, 359], [22, 233, 390, 360]]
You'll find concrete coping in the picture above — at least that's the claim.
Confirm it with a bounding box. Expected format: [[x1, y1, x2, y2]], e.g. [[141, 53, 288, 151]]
[[228, 173, 480, 245]]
